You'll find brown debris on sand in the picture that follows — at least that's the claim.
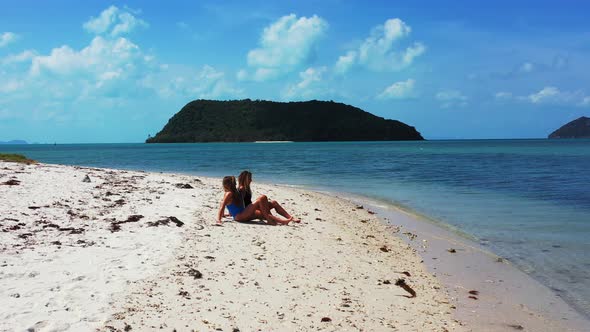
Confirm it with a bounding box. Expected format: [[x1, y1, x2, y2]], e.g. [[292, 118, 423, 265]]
[[403, 232, 417, 240], [147, 216, 184, 228], [187, 268, 202, 279], [395, 278, 417, 298], [58, 227, 85, 234], [1, 179, 20, 186], [109, 215, 144, 232], [178, 290, 190, 299]]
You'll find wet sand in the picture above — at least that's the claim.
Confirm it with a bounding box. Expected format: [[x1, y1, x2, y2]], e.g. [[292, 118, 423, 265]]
[[350, 195, 590, 331]]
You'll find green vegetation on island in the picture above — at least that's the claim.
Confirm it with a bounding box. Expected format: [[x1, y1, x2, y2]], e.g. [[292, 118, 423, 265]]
[[548, 116, 590, 139], [0, 153, 36, 164], [146, 99, 424, 143]]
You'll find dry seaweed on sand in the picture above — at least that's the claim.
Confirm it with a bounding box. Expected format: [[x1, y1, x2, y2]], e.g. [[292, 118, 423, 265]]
[[395, 278, 417, 298]]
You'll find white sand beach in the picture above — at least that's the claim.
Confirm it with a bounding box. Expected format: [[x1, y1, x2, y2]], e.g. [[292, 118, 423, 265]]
[[1, 161, 587, 331]]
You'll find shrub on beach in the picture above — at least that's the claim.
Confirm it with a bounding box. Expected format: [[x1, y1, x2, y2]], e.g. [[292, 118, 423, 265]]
[[0, 153, 36, 164]]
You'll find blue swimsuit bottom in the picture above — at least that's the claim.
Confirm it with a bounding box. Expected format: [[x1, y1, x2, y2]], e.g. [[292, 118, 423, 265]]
[[227, 203, 245, 218]]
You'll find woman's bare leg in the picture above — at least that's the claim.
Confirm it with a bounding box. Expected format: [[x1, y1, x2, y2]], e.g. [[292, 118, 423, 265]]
[[235, 199, 269, 222], [238, 195, 290, 225], [270, 200, 300, 223], [256, 195, 279, 224]]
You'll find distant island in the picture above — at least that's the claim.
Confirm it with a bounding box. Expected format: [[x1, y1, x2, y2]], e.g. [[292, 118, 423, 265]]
[[548, 116, 590, 139], [146, 99, 423, 143], [0, 140, 28, 145]]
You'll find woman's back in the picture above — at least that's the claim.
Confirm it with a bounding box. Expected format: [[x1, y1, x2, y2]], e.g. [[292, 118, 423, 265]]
[[226, 191, 245, 217], [239, 187, 252, 206]]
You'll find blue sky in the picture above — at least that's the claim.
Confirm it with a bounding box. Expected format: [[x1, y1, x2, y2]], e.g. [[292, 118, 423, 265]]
[[1, 0, 589, 142]]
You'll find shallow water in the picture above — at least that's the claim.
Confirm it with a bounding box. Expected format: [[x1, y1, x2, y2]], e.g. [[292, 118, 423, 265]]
[[3, 139, 590, 317]]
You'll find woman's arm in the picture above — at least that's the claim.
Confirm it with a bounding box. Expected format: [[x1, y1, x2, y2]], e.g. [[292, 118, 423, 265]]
[[217, 192, 233, 224]]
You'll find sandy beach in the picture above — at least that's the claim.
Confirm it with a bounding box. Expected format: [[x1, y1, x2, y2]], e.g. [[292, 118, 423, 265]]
[[1, 161, 587, 331]]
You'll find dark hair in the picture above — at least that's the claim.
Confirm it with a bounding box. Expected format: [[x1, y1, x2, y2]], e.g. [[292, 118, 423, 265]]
[[238, 170, 252, 194]]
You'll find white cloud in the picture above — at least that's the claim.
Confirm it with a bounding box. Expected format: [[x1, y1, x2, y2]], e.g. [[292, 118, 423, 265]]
[[528, 86, 560, 104], [1, 50, 36, 65], [1, 6, 244, 126], [495, 87, 590, 107], [83, 6, 147, 36], [436, 90, 468, 108], [377, 79, 415, 100], [0, 80, 23, 94], [1, 33, 155, 105], [0, 32, 18, 47], [494, 91, 513, 100], [30, 36, 142, 77], [519, 62, 535, 73], [283, 66, 327, 99], [240, 14, 328, 81], [236, 69, 248, 81], [252, 68, 281, 81], [144, 65, 243, 100], [436, 90, 467, 101], [111, 11, 148, 36], [83, 6, 117, 34], [190, 65, 243, 99], [474, 56, 570, 81], [334, 51, 357, 74], [526, 86, 589, 107], [335, 18, 425, 74]]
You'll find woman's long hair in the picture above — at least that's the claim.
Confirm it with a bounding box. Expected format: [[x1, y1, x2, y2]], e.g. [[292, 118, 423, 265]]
[[223, 176, 243, 206], [238, 171, 252, 194]]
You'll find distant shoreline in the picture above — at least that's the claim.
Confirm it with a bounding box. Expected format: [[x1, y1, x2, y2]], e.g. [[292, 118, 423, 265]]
[[253, 140, 294, 143]]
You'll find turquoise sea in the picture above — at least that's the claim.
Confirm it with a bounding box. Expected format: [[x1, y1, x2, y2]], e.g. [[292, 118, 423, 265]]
[[3, 139, 590, 317]]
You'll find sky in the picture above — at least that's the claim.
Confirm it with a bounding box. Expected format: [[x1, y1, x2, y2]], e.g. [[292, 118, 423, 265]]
[[1, 0, 589, 143]]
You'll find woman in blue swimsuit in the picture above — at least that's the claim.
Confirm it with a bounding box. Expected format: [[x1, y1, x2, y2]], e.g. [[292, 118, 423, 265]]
[[216, 176, 295, 225]]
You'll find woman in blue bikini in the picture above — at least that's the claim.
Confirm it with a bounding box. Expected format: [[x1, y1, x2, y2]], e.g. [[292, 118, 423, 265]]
[[216, 176, 296, 225]]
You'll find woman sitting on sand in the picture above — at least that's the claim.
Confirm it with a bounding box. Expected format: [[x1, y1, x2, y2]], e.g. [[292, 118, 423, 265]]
[[238, 170, 253, 206], [238, 171, 298, 222], [217, 176, 299, 225]]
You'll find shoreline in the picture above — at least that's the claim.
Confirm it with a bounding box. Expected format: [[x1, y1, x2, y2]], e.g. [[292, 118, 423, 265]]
[[287, 183, 590, 319], [339, 192, 590, 331], [266, 184, 590, 331], [1, 161, 588, 331]]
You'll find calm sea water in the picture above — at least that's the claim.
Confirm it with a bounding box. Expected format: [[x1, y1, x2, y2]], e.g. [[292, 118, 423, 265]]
[[3, 140, 590, 317]]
